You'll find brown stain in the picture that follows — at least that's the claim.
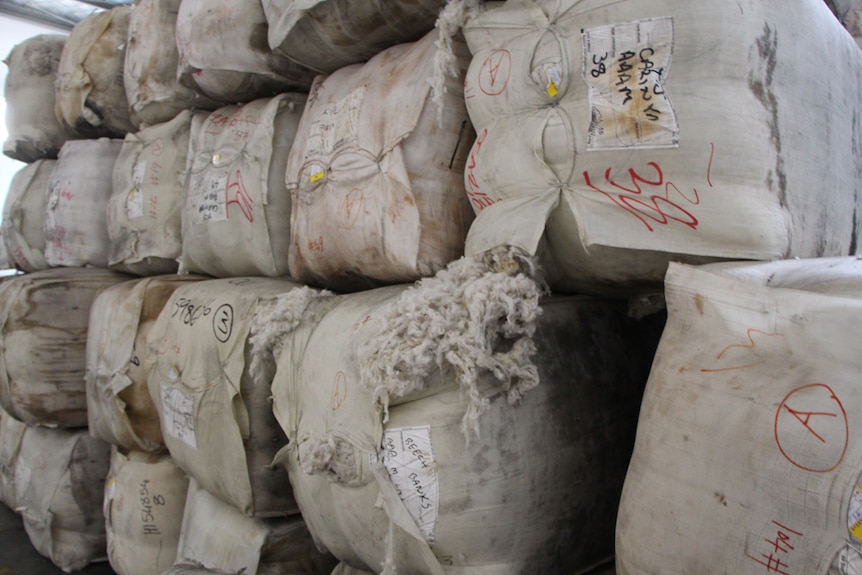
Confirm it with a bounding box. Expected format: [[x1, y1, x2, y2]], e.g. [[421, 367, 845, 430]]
[[694, 294, 705, 315]]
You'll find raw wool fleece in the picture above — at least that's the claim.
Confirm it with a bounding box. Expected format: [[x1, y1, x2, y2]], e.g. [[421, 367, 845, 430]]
[[459, 0, 862, 296], [169, 478, 337, 575], [261, 0, 448, 74], [285, 29, 475, 291], [145, 277, 310, 517], [268, 252, 661, 574], [123, 0, 220, 127], [55, 7, 138, 137], [3, 34, 76, 162], [358, 245, 545, 437], [15, 426, 111, 573], [104, 449, 189, 575], [175, 0, 316, 104], [2, 159, 53, 272], [86, 275, 203, 453], [616, 258, 862, 575], [0, 268, 130, 428], [181, 95, 306, 278], [108, 110, 197, 276], [45, 138, 123, 268]]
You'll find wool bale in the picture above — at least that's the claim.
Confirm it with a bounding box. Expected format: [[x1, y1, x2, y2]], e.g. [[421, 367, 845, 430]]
[[104, 449, 189, 575], [616, 257, 862, 575], [109, 111, 196, 276], [0, 268, 129, 428], [3, 34, 77, 162], [55, 6, 137, 137], [175, 0, 315, 104], [15, 426, 111, 573], [261, 0, 447, 74], [459, 0, 862, 295], [124, 0, 220, 127], [165, 478, 336, 575], [259, 248, 662, 573], [146, 277, 312, 517], [86, 275, 202, 453], [45, 138, 122, 268], [0, 409, 26, 511], [181, 95, 305, 277], [2, 159, 53, 272], [285, 29, 475, 291]]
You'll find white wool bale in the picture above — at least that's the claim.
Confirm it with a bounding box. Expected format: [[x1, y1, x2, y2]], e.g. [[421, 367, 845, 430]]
[[460, 0, 862, 295], [616, 258, 862, 575], [109, 111, 196, 276], [86, 275, 203, 453], [45, 138, 123, 268], [260, 249, 661, 573], [0, 409, 26, 511], [844, 1, 862, 48], [146, 277, 313, 517], [124, 0, 220, 127], [261, 0, 447, 74], [2, 159, 53, 272], [166, 478, 337, 575], [175, 0, 315, 104], [104, 449, 189, 575], [181, 95, 305, 278], [55, 7, 137, 137], [15, 426, 111, 573], [285, 30, 475, 291], [0, 268, 129, 428], [3, 34, 77, 162]]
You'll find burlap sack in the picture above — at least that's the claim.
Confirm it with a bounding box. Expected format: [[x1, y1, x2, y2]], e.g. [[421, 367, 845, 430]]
[[86, 275, 202, 453], [460, 0, 862, 295], [123, 0, 220, 127], [285, 30, 475, 291], [181, 95, 305, 277], [45, 138, 123, 268], [2, 159, 53, 272], [55, 6, 138, 137], [175, 0, 315, 103], [617, 258, 862, 575], [3, 34, 77, 162], [0, 268, 129, 428], [146, 277, 309, 517], [261, 0, 447, 73], [109, 111, 196, 276], [104, 449, 189, 575]]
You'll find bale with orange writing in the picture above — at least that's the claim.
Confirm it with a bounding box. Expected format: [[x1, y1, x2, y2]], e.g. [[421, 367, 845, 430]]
[[285, 29, 475, 291], [2, 159, 53, 272], [180, 95, 305, 277], [459, 0, 862, 295], [258, 248, 662, 573], [109, 111, 197, 276], [104, 449, 189, 575], [145, 277, 320, 517], [616, 257, 862, 574]]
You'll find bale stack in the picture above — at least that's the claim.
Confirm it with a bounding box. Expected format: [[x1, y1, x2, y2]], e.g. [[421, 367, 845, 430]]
[[0, 0, 859, 574]]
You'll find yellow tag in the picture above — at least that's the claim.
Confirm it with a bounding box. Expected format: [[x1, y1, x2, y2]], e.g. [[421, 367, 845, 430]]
[[212, 153, 220, 165], [547, 81, 559, 97], [128, 188, 136, 199], [310, 170, 325, 183], [850, 486, 862, 541]]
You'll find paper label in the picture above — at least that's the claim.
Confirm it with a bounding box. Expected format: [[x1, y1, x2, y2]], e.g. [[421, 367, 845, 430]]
[[160, 384, 197, 449], [127, 161, 147, 220], [382, 426, 439, 543], [582, 17, 679, 150], [188, 170, 228, 224], [306, 86, 366, 158], [839, 543, 862, 575], [850, 485, 862, 542]]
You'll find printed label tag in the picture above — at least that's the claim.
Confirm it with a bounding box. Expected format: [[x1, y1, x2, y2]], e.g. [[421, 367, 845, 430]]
[[160, 384, 197, 449], [582, 17, 679, 150], [188, 170, 228, 225], [850, 485, 862, 542], [382, 426, 439, 543]]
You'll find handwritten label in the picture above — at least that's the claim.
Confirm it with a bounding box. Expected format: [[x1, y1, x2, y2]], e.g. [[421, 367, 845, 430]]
[[746, 520, 803, 575], [382, 426, 439, 543], [306, 86, 365, 158], [161, 384, 197, 449], [774, 383, 848, 473], [188, 171, 228, 224], [582, 17, 678, 150], [465, 128, 495, 212], [478, 49, 511, 96], [138, 479, 166, 536]]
